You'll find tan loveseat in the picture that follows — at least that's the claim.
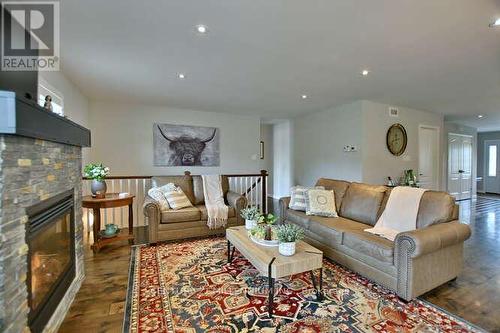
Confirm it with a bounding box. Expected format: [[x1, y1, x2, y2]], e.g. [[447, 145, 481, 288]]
[[280, 178, 471, 300], [143, 173, 247, 243]]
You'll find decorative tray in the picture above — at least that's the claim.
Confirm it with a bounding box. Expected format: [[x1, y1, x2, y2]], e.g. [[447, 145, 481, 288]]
[[249, 235, 279, 247]]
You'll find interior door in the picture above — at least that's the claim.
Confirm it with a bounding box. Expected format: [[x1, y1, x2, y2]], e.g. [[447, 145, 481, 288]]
[[460, 137, 472, 199], [448, 135, 461, 198], [418, 126, 439, 190], [485, 140, 500, 194], [447, 134, 473, 200]]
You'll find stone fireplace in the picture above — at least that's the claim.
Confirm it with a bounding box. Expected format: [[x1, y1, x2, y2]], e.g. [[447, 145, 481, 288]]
[[0, 135, 85, 332]]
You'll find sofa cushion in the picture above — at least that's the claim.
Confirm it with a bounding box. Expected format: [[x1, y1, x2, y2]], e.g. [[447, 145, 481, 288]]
[[286, 209, 311, 230], [340, 183, 387, 226], [307, 216, 367, 247], [305, 189, 338, 217], [343, 231, 394, 264], [152, 175, 195, 204], [192, 175, 230, 205], [289, 186, 324, 211], [197, 205, 235, 220], [315, 178, 350, 210], [416, 191, 456, 228], [160, 206, 201, 224]]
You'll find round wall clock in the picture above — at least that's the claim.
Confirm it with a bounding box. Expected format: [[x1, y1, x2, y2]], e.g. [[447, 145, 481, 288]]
[[386, 123, 407, 156]]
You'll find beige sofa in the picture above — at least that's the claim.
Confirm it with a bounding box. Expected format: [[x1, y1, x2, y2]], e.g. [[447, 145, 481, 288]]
[[280, 178, 471, 300], [143, 174, 247, 243]]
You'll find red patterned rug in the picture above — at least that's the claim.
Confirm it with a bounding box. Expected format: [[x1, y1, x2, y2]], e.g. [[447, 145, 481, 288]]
[[123, 237, 483, 333]]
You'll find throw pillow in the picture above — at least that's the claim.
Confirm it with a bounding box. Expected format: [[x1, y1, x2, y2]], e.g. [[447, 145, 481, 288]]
[[163, 185, 193, 210], [289, 186, 324, 211], [147, 187, 170, 211], [305, 189, 338, 217]]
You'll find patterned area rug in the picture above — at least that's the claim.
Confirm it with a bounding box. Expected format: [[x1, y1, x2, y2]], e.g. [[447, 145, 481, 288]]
[[124, 237, 483, 333]]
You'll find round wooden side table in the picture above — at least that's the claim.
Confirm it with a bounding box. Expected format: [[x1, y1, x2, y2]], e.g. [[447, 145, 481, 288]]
[[82, 193, 135, 253]]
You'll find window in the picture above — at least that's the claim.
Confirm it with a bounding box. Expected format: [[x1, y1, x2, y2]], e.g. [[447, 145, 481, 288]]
[[488, 145, 497, 177], [38, 78, 64, 116]]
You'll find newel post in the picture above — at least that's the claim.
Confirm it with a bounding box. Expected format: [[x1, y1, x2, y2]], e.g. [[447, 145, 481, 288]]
[[260, 169, 268, 214]]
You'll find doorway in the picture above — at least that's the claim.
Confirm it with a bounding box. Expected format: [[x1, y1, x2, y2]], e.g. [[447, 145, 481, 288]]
[[418, 125, 440, 190], [448, 133, 473, 200], [484, 140, 500, 194]]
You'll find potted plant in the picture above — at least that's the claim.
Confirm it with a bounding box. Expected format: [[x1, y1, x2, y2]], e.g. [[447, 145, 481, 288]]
[[84, 163, 110, 198], [240, 206, 261, 230], [258, 213, 277, 240], [276, 224, 305, 256]]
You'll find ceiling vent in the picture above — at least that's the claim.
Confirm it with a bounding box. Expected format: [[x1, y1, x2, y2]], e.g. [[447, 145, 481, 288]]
[[389, 107, 399, 117]]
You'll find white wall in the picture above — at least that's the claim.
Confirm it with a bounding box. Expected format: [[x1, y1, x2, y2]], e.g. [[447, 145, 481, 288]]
[[293, 101, 364, 187], [361, 100, 444, 187], [87, 101, 261, 175], [39, 72, 90, 164], [272, 121, 293, 198], [292, 100, 446, 192], [260, 124, 274, 196]]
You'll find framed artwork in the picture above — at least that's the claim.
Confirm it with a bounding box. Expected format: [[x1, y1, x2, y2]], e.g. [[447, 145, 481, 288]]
[[153, 123, 220, 166]]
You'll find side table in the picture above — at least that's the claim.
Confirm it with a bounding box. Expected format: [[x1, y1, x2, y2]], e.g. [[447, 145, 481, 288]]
[[82, 193, 135, 253]]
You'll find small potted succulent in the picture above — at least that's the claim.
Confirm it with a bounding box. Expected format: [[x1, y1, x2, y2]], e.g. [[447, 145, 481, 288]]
[[84, 163, 110, 198], [259, 213, 277, 240], [276, 224, 305, 256], [240, 206, 261, 230]]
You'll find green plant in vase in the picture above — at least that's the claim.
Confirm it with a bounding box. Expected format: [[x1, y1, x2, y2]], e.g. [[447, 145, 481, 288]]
[[276, 223, 305, 256], [84, 163, 110, 198], [258, 213, 277, 241]]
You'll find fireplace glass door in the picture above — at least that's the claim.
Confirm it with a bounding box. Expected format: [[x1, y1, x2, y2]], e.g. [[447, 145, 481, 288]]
[[26, 190, 75, 332], [30, 212, 71, 310]]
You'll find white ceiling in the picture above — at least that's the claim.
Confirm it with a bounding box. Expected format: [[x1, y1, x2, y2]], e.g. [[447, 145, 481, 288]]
[[60, 0, 500, 126]]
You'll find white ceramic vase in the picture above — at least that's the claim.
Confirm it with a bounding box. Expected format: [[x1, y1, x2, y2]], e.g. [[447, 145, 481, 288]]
[[245, 219, 257, 230], [279, 242, 296, 256]]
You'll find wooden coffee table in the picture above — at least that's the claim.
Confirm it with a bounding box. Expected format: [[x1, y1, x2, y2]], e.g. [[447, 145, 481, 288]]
[[226, 226, 323, 318]]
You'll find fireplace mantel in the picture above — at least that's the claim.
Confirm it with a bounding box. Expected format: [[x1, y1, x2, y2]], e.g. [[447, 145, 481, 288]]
[[0, 91, 91, 147]]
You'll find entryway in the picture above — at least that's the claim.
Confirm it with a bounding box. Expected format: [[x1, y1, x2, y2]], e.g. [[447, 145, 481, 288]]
[[448, 133, 473, 200], [484, 140, 500, 194], [418, 125, 440, 190]]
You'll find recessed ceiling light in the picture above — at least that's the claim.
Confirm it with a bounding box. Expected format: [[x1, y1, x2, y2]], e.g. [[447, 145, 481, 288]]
[[361, 70, 370, 76], [301, 94, 308, 99], [489, 18, 500, 27], [178, 73, 186, 79], [196, 25, 208, 34], [478, 114, 484, 118]]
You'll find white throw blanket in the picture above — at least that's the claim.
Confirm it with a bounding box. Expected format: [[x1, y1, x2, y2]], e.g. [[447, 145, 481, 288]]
[[202, 175, 229, 229], [365, 186, 428, 241]]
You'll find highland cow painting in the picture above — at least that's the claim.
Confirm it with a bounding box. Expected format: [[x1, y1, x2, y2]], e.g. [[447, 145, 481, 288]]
[[153, 123, 220, 166]]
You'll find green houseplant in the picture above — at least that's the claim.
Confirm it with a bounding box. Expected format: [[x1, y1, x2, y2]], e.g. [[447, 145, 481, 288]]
[[259, 213, 277, 240], [276, 224, 305, 256], [240, 206, 261, 230], [84, 163, 110, 198]]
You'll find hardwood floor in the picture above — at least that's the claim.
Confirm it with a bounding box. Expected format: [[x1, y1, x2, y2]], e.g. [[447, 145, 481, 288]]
[[422, 195, 500, 332], [59, 196, 500, 332]]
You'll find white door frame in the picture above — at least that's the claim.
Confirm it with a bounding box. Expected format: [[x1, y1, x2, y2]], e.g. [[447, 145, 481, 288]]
[[484, 139, 500, 194], [448, 132, 474, 200], [418, 125, 440, 190]]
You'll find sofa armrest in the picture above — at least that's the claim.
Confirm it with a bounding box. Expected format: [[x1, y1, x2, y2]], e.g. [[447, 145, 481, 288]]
[[279, 197, 291, 224], [226, 191, 247, 222], [395, 221, 471, 259], [143, 195, 161, 243]]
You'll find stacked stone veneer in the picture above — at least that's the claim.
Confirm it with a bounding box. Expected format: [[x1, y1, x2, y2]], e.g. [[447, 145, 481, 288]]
[[0, 135, 85, 333]]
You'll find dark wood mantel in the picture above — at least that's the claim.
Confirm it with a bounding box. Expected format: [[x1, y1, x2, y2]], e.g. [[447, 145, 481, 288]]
[[0, 91, 91, 147]]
